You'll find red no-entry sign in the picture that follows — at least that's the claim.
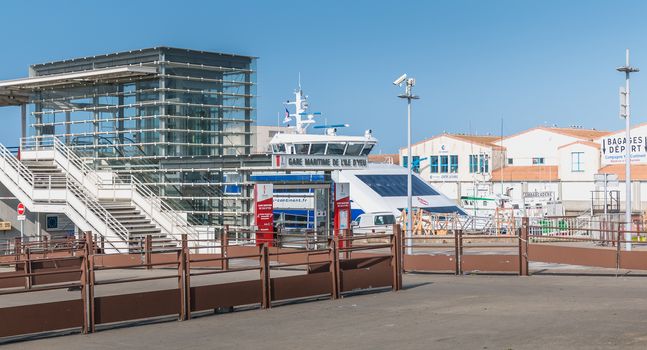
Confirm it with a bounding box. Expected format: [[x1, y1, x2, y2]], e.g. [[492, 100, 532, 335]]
[[17, 203, 25, 215]]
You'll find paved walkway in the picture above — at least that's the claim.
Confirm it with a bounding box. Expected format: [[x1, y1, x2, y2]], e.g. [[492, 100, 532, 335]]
[[5, 272, 647, 349]]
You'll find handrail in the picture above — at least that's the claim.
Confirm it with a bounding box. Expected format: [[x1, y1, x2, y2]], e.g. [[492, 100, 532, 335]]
[[0, 143, 34, 188], [0, 140, 129, 252], [23, 135, 199, 243], [127, 175, 200, 241], [65, 177, 130, 244]]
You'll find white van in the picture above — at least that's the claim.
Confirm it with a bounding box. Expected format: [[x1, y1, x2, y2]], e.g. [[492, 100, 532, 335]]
[[351, 212, 397, 235]]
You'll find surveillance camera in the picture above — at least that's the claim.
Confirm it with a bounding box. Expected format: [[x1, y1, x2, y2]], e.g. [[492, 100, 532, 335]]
[[393, 74, 407, 86]]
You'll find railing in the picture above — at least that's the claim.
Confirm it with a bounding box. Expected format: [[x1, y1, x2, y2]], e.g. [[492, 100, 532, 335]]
[[0, 141, 130, 252], [23, 135, 199, 244], [65, 177, 130, 246], [127, 175, 200, 242], [0, 143, 34, 190]]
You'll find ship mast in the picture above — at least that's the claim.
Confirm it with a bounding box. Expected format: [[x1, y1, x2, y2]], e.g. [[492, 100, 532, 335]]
[[283, 79, 320, 134]]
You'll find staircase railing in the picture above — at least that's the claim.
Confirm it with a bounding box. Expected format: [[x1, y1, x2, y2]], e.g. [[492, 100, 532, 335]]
[[0, 141, 129, 251], [65, 177, 131, 244], [23, 135, 200, 243], [123, 174, 200, 242], [0, 143, 34, 191]]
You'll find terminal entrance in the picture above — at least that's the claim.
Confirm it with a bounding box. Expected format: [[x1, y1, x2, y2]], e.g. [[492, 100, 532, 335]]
[[251, 173, 332, 247]]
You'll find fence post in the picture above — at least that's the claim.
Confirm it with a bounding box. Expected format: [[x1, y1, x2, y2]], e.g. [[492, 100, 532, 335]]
[[24, 247, 31, 289], [14, 237, 21, 261], [390, 234, 398, 292], [345, 229, 352, 260], [616, 223, 621, 273], [519, 217, 529, 276], [394, 224, 403, 288], [81, 232, 95, 334], [43, 236, 49, 258], [183, 234, 191, 320], [222, 226, 229, 271], [145, 235, 152, 270], [454, 230, 462, 275], [328, 238, 339, 299], [259, 243, 271, 309], [178, 234, 189, 321]]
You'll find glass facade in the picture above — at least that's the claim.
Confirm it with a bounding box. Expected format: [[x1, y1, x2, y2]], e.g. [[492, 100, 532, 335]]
[[24, 47, 257, 229]]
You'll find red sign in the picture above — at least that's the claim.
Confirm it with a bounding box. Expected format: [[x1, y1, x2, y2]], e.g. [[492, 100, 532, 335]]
[[17, 203, 25, 215], [334, 183, 351, 248], [254, 184, 274, 246]]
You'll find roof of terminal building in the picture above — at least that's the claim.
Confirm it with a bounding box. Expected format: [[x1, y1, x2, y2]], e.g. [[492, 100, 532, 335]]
[[403, 133, 505, 151], [490, 165, 559, 182], [557, 140, 601, 150], [598, 164, 647, 181], [500, 126, 611, 142], [31, 46, 257, 70]]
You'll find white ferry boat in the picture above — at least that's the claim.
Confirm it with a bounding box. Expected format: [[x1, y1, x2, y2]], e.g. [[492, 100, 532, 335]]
[[267, 84, 467, 228]]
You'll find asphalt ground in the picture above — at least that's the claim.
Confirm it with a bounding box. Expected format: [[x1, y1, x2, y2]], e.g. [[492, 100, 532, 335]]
[[4, 269, 647, 349]]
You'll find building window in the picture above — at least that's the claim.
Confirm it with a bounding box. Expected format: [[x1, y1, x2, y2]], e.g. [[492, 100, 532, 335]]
[[402, 156, 408, 168], [412, 156, 420, 173], [571, 152, 584, 172], [469, 155, 478, 173], [440, 155, 449, 173], [507, 158, 513, 165], [479, 155, 489, 173], [450, 155, 458, 173], [430, 156, 439, 173], [532, 157, 545, 165]]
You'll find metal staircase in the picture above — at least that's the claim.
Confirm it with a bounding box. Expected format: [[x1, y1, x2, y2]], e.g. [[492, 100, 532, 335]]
[[21, 136, 200, 245], [0, 144, 130, 252], [0, 135, 201, 252]]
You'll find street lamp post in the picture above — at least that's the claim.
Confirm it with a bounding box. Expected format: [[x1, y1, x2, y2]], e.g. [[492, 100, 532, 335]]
[[394, 74, 419, 255], [617, 48, 639, 251]]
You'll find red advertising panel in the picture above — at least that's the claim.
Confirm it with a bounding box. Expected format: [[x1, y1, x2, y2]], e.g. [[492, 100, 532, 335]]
[[334, 182, 350, 248], [254, 184, 274, 246]]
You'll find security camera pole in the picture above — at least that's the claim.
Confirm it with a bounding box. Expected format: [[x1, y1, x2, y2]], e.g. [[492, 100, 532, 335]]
[[617, 48, 639, 251], [394, 75, 419, 255]]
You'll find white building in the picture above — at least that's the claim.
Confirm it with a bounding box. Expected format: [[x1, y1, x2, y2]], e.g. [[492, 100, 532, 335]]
[[400, 133, 506, 199], [400, 125, 647, 215]]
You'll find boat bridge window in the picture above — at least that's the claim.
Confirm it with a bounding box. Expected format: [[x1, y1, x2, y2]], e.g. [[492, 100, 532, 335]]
[[272, 144, 286, 153], [357, 174, 438, 197], [345, 143, 363, 156], [295, 144, 310, 154], [360, 144, 374, 156], [327, 143, 346, 155], [310, 143, 326, 155]]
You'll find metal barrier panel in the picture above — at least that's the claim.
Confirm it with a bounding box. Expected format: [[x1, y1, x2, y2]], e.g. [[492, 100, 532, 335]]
[[619, 251, 647, 270], [340, 256, 392, 292], [403, 254, 455, 272], [461, 255, 519, 273], [94, 289, 181, 325], [0, 271, 28, 288], [528, 244, 616, 269], [271, 272, 332, 301], [190, 280, 262, 312], [0, 300, 83, 338]]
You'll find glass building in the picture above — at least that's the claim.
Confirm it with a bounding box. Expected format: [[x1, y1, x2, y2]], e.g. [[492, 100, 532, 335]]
[[11, 47, 258, 230]]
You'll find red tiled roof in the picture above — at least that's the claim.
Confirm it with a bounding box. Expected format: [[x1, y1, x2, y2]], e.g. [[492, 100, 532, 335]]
[[490, 165, 559, 182], [598, 164, 647, 181]]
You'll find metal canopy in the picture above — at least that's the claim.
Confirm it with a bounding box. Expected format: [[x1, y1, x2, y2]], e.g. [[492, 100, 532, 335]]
[[0, 65, 157, 106]]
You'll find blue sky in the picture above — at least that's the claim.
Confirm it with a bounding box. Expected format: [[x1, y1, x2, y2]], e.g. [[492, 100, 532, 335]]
[[1, 0, 646, 153]]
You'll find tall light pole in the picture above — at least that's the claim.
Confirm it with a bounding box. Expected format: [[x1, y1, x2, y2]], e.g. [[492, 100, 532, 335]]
[[617, 48, 639, 251], [394, 74, 419, 255]]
